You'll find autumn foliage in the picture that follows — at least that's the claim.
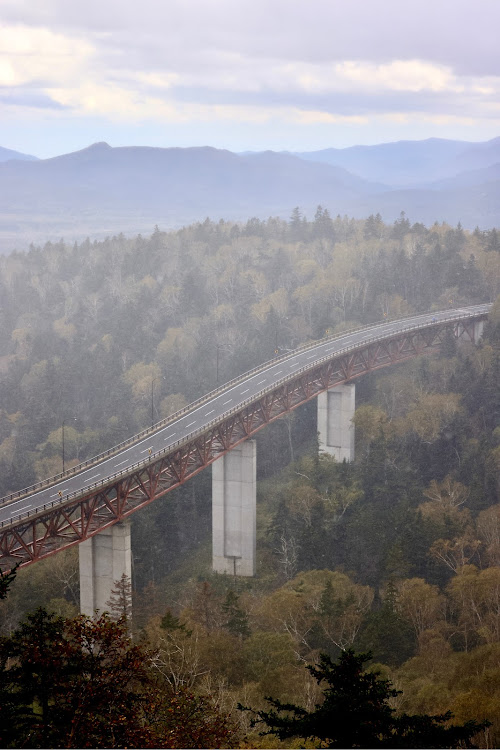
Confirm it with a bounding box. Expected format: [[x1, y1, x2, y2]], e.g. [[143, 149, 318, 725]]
[[0, 607, 236, 748]]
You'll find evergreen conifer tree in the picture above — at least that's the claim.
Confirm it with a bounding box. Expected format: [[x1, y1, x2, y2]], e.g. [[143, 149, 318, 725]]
[[240, 650, 489, 748]]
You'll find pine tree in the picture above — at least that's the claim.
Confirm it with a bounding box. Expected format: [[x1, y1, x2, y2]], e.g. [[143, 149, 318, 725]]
[[160, 608, 191, 635], [0, 563, 18, 600], [240, 650, 489, 748], [486, 228, 500, 252], [106, 573, 133, 625], [222, 590, 250, 639]]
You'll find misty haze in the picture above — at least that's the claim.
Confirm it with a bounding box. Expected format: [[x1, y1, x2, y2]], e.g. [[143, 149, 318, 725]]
[[0, 1, 499, 748]]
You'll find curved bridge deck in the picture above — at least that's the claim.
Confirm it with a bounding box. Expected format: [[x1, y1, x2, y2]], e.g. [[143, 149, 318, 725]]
[[0, 304, 491, 569]]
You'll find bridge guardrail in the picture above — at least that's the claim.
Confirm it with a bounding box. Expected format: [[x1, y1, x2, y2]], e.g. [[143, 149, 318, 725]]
[[0, 313, 412, 506], [0, 305, 490, 516]]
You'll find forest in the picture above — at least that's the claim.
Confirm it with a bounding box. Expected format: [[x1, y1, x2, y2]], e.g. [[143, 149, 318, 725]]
[[0, 208, 499, 747]]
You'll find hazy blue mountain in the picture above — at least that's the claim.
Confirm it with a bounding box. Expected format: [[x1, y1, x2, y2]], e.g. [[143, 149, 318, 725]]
[[453, 137, 500, 173], [295, 137, 500, 186], [356, 179, 500, 230], [431, 162, 500, 189], [0, 140, 498, 253], [0, 143, 384, 252], [0, 146, 38, 163], [0, 142, 384, 210]]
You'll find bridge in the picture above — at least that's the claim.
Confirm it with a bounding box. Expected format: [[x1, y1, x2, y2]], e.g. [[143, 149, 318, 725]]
[[0, 304, 491, 613]]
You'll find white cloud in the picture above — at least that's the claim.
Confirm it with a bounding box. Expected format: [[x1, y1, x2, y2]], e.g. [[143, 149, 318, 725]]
[[335, 60, 457, 93], [1, 0, 499, 75], [45, 80, 276, 123], [133, 72, 180, 90], [0, 59, 17, 86], [0, 25, 93, 87], [0, 4, 499, 149], [253, 59, 459, 96], [291, 110, 367, 125]]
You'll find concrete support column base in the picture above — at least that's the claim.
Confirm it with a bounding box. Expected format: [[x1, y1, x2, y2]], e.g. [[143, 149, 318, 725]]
[[212, 440, 256, 577], [79, 520, 132, 616], [318, 384, 355, 462]]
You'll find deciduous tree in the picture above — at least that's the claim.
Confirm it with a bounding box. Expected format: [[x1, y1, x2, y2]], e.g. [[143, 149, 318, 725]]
[[240, 650, 488, 748]]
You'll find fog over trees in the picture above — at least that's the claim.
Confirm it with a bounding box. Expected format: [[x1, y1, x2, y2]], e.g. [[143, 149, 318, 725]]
[[0, 210, 499, 747]]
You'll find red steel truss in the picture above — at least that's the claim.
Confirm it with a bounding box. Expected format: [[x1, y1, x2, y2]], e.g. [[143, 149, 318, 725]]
[[0, 316, 486, 570]]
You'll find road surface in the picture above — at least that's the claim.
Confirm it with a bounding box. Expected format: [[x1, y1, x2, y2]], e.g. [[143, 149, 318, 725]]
[[0, 304, 490, 526]]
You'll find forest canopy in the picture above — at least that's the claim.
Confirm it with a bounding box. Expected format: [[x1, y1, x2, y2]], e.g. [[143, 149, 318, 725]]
[[0, 210, 499, 747], [0, 210, 497, 498]]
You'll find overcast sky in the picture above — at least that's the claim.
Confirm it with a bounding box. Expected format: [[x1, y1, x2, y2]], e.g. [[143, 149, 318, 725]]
[[1, 0, 499, 157]]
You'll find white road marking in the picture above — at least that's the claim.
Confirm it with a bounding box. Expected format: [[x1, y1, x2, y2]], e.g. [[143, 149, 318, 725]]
[[222, 399, 232, 405], [164, 433, 176, 440], [205, 409, 215, 416], [256, 379, 266, 385], [0, 306, 489, 523], [2, 495, 34, 508], [186, 421, 196, 428], [50, 493, 59, 498], [140, 447, 153, 454], [84, 474, 100, 483], [114, 460, 128, 467], [240, 389, 249, 394]]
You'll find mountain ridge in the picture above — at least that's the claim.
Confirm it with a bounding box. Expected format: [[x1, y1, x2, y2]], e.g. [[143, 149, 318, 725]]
[[0, 146, 38, 163], [295, 136, 500, 186], [0, 138, 498, 253]]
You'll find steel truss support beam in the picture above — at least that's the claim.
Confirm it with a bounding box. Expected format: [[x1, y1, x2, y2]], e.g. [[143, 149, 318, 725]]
[[0, 316, 487, 570]]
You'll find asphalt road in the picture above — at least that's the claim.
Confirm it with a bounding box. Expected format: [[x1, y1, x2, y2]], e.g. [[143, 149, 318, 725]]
[[0, 304, 491, 526]]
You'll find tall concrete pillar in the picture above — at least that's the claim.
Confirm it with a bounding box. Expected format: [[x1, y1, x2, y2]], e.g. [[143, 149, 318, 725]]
[[457, 319, 484, 345], [212, 440, 256, 576], [474, 320, 484, 342], [79, 520, 132, 616], [318, 384, 355, 461]]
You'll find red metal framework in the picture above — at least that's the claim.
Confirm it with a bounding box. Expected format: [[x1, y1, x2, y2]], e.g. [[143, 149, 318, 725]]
[[0, 315, 487, 570]]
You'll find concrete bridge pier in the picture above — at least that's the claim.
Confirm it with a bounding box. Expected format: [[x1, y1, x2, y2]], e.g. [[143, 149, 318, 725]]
[[212, 440, 256, 576], [318, 384, 355, 461], [474, 320, 484, 342], [79, 520, 132, 616], [456, 319, 485, 344]]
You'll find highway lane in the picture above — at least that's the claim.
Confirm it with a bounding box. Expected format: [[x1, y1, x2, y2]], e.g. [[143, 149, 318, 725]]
[[0, 304, 491, 526]]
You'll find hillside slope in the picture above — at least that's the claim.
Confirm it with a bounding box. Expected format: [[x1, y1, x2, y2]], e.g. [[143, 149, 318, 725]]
[[0, 146, 38, 163], [0, 143, 381, 252], [295, 136, 500, 185], [0, 139, 499, 253]]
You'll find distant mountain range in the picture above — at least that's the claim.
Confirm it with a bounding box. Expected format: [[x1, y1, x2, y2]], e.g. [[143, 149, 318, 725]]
[[294, 137, 500, 186], [0, 146, 38, 163], [0, 137, 498, 253]]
